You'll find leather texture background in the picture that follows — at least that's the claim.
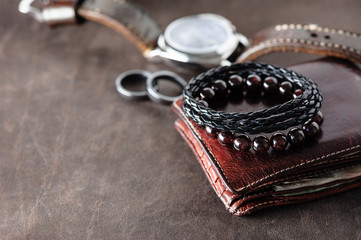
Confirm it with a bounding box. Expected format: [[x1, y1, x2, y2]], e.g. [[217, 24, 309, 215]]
[[173, 58, 361, 215], [1, 0, 361, 239]]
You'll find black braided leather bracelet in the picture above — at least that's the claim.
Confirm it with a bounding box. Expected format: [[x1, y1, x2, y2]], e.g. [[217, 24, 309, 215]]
[[182, 62, 324, 153]]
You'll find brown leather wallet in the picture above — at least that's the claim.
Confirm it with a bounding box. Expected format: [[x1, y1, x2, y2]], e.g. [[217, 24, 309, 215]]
[[172, 58, 361, 215]]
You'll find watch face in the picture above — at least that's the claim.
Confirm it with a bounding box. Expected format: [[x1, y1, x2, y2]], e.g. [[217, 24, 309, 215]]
[[164, 14, 236, 55]]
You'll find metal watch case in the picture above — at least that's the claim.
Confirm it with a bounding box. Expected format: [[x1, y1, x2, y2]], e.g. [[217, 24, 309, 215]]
[[145, 14, 249, 68]]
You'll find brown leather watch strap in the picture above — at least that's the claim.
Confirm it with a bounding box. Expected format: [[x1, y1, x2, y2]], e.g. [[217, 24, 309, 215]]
[[238, 24, 361, 64], [77, 0, 162, 53]]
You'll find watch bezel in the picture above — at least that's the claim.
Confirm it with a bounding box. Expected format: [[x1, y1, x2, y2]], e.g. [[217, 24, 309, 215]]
[[146, 14, 249, 67], [163, 14, 237, 56]]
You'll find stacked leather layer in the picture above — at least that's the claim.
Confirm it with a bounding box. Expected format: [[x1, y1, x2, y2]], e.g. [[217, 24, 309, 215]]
[[173, 58, 361, 215]]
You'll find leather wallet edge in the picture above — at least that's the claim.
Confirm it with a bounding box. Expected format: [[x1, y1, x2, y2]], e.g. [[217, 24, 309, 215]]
[[173, 99, 361, 215]]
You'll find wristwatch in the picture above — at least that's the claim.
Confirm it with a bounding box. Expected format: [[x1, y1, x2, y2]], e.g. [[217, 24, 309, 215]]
[[19, 0, 248, 68], [19, 0, 361, 66]]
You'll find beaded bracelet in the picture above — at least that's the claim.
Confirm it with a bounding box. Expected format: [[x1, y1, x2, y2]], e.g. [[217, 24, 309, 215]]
[[182, 62, 324, 153]]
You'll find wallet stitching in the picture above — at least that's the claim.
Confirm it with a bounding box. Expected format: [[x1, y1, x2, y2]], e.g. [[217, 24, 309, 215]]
[[176, 120, 224, 198], [280, 155, 361, 182], [236, 145, 361, 192], [312, 153, 361, 166], [240, 162, 361, 208], [237, 173, 361, 215], [231, 162, 360, 213], [253, 154, 361, 190], [273, 161, 361, 190], [176, 101, 361, 194], [230, 160, 361, 213], [237, 200, 286, 215], [228, 190, 275, 213]]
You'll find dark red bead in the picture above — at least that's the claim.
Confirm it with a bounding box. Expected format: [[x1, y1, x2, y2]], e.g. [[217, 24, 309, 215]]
[[270, 133, 288, 151], [279, 81, 293, 98], [228, 75, 244, 94], [263, 76, 278, 93], [233, 134, 251, 151], [245, 90, 262, 104], [218, 132, 233, 146], [200, 87, 215, 101], [246, 74, 262, 91], [262, 92, 282, 106], [212, 80, 228, 98], [302, 122, 320, 138], [312, 111, 324, 126], [252, 136, 270, 153], [287, 128, 305, 145], [205, 126, 218, 138], [198, 99, 208, 107], [293, 89, 303, 98]]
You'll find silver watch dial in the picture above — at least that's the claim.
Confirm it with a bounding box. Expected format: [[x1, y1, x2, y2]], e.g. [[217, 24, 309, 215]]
[[164, 14, 236, 56]]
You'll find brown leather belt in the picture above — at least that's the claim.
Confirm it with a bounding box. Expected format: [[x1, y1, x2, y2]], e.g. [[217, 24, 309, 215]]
[[237, 24, 361, 64]]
